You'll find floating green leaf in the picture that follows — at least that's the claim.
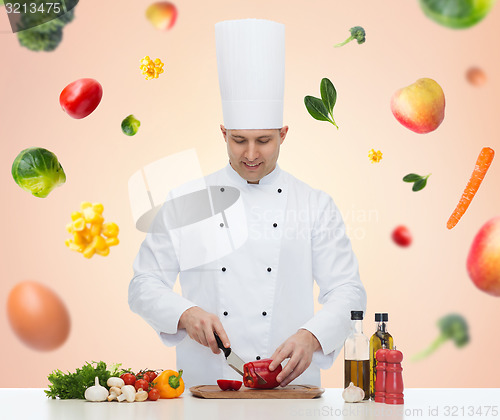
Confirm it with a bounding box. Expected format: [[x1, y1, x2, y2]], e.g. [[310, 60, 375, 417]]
[[304, 78, 339, 129], [403, 173, 431, 192], [320, 78, 336, 115], [403, 173, 423, 183], [304, 96, 331, 122], [413, 178, 428, 191]]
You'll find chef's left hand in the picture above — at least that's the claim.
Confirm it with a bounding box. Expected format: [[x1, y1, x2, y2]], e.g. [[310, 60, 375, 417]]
[[269, 329, 321, 387]]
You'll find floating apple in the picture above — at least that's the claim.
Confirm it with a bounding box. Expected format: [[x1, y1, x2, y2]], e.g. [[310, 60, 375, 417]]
[[146, 2, 178, 31], [467, 217, 500, 297], [391, 78, 445, 134]]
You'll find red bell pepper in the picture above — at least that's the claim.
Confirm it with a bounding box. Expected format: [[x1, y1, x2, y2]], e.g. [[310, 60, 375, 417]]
[[217, 380, 242, 391], [243, 359, 282, 389]]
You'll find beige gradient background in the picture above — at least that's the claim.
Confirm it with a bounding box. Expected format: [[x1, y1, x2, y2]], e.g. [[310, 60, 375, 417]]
[[1, 0, 500, 389]]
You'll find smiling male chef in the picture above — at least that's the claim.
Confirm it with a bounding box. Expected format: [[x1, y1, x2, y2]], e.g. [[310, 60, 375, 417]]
[[129, 19, 366, 388]]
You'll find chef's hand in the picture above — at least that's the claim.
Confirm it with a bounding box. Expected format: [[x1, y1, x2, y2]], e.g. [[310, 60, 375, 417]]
[[269, 329, 321, 387], [178, 306, 231, 355]]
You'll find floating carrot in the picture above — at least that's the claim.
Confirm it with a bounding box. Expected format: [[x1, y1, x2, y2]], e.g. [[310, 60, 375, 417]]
[[447, 147, 495, 229]]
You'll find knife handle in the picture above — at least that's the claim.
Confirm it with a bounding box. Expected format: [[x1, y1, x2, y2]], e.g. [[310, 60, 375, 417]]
[[214, 332, 231, 358]]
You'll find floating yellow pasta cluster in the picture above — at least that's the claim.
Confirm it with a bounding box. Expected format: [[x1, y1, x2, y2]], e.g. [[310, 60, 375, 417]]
[[368, 149, 383, 163], [65, 202, 119, 259], [140, 56, 164, 80]]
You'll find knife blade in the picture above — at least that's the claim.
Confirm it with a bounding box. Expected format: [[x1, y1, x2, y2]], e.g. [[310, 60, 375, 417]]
[[214, 332, 245, 377], [214, 332, 267, 384]]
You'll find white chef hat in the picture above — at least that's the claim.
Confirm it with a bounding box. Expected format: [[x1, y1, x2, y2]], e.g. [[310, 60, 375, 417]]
[[215, 19, 285, 129]]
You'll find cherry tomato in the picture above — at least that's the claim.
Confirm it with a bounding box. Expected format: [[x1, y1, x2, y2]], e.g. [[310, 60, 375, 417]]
[[217, 379, 242, 391], [59, 78, 103, 119], [121, 373, 136, 386], [392, 225, 412, 247], [135, 379, 149, 392], [148, 388, 160, 401], [146, 371, 158, 382]]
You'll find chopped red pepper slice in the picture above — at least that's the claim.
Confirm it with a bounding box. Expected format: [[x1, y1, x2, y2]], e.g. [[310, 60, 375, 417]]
[[243, 359, 282, 389], [217, 379, 243, 391]]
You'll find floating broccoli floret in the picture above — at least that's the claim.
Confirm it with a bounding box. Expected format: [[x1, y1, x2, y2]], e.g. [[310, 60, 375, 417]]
[[17, 26, 63, 52], [411, 313, 470, 362], [334, 26, 366, 48], [13, 0, 78, 52]]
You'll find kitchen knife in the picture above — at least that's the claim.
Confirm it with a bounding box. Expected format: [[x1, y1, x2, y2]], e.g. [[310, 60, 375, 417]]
[[214, 332, 267, 384], [214, 332, 245, 376]]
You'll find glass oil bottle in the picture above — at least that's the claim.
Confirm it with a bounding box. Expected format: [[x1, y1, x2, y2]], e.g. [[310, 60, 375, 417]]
[[369, 313, 394, 400], [344, 310, 370, 400]]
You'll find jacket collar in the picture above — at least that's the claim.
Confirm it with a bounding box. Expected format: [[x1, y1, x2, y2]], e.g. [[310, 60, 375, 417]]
[[225, 162, 282, 186]]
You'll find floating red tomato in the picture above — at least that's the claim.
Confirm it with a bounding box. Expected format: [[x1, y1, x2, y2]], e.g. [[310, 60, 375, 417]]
[[392, 225, 412, 247], [59, 78, 103, 119]]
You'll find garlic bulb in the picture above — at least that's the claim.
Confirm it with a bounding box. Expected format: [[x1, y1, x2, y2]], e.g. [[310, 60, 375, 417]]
[[342, 382, 365, 403], [85, 377, 109, 402]]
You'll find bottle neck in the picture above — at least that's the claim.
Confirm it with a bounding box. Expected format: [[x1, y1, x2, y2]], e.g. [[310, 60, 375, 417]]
[[352, 319, 364, 334], [377, 321, 387, 333]]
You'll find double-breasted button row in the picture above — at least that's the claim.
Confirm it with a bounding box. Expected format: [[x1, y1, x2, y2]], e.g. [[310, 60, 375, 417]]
[[222, 267, 272, 273], [222, 311, 268, 317]]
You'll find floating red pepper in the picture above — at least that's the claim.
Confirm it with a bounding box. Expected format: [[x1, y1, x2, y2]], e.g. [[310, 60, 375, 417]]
[[217, 380, 242, 391], [243, 359, 282, 389]]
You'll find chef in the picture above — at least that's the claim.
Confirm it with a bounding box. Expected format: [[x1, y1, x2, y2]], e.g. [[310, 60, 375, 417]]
[[129, 19, 366, 388]]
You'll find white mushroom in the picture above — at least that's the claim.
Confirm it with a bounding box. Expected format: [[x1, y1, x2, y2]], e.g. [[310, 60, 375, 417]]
[[117, 385, 136, 402], [107, 377, 125, 389], [107, 386, 122, 401], [135, 388, 148, 402]]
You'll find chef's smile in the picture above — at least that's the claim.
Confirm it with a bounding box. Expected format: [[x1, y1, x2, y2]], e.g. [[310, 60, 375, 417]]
[[222, 126, 288, 184], [243, 161, 262, 170]]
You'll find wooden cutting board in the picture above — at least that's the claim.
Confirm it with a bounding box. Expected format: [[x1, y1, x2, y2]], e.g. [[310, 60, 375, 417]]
[[190, 384, 324, 399]]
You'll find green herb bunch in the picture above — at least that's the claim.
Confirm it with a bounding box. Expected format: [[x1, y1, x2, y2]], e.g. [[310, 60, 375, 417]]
[[45, 361, 122, 399], [304, 78, 339, 129]]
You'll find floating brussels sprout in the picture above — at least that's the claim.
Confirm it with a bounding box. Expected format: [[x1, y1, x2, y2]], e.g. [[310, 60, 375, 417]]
[[419, 0, 497, 29], [11, 147, 66, 198], [121, 115, 141, 136]]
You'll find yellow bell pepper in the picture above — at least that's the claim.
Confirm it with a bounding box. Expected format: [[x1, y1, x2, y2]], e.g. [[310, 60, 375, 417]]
[[154, 370, 184, 399]]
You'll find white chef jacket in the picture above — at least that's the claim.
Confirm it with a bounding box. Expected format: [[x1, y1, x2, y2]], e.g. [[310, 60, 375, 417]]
[[129, 163, 366, 388]]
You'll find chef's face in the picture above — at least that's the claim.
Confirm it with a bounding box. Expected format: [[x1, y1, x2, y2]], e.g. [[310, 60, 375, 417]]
[[221, 125, 289, 184]]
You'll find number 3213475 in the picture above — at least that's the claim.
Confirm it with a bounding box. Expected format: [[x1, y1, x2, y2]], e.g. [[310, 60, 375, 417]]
[[5, 3, 62, 14]]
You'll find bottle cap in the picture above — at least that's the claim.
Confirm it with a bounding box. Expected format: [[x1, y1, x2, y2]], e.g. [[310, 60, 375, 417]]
[[375, 313, 388, 322], [351, 311, 364, 320]]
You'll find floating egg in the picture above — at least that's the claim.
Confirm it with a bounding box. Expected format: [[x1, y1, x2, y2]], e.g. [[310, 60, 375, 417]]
[[7, 281, 71, 351]]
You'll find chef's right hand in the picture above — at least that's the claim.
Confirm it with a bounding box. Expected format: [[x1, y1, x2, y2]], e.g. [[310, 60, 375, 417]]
[[178, 306, 230, 354]]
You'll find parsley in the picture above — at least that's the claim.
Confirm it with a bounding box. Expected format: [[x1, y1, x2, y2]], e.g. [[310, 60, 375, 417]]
[[45, 361, 122, 399]]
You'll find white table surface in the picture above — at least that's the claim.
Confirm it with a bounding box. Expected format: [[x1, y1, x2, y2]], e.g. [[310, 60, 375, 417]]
[[1, 388, 499, 420]]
